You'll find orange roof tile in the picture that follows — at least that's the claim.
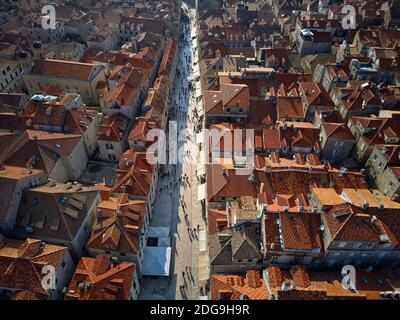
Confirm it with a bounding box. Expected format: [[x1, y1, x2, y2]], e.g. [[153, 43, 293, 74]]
[[65, 255, 135, 300]]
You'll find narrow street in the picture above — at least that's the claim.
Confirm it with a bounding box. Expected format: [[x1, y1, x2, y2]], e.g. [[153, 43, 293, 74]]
[[139, 6, 206, 300]]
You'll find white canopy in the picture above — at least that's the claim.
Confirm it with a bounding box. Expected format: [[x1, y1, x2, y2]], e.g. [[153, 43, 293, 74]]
[[142, 246, 171, 277], [198, 183, 206, 201]]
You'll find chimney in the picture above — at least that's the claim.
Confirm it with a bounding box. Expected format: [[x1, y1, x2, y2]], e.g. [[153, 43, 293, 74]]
[[98, 184, 111, 201], [362, 201, 369, 210]]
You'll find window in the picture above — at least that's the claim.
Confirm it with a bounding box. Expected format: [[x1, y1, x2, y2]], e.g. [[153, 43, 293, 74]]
[[335, 141, 344, 147], [61, 260, 66, 269], [338, 242, 346, 248], [378, 162, 383, 168], [226, 108, 231, 113], [354, 242, 362, 249], [108, 154, 116, 161], [106, 144, 113, 150]]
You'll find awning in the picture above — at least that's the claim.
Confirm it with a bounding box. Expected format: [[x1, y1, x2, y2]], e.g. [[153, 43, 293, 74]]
[[197, 165, 206, 177], [142, 247, 171, 277], [197, 164, 206, 176], [198, 183, 206, 201]]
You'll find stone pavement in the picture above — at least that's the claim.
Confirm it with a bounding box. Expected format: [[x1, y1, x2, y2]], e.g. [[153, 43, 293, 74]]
[[139, 7, 207, 300]]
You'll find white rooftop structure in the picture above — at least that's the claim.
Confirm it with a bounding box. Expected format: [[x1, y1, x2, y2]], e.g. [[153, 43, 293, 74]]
[[142, 246, 171, 277]]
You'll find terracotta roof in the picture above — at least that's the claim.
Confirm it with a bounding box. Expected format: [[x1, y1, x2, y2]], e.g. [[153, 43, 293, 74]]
[[264, 213, 282, 252], [266, 265, 400, 300], [0, 131, 18, 151], [118, 150, 154, 171], [128, 117, 159, 143], [204, 83, 250, 115], [12, 290, 48, 300], [341, 85, 381, 112], [277, 96, 304, 120], [120, 16, 165, 35], [0, 164, 45, 225], [315, 109, 343, 124], [0, 238, 67, 297], [63, 109, 98, 135], [211, 270, 269, 300], [158, 39, 177, 77], [30, 59, 99, 81], [262, 128, 280, 150], [322, 122, 354, 140], [15, 182, 99, 241], [248, 100, 277, 127], [2, 130, 82, 173], [112, 162, 152, 197], [324, 204, 398, 245], [86, 194, 145, 255], [88, 29, 114, 43], [65, 255, 135, 300], [206, 163, 272, 202], [208, 209, 228, 235], [98, 114, 129, 143], [103, 66, 143, 106], [299, 82, 333, 107], [279, 212, 323, 252], [328, 168, 368, 193], [143, 89, 167, 126], [264, 193, 311, 214], [278, 122, 321, 152]]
